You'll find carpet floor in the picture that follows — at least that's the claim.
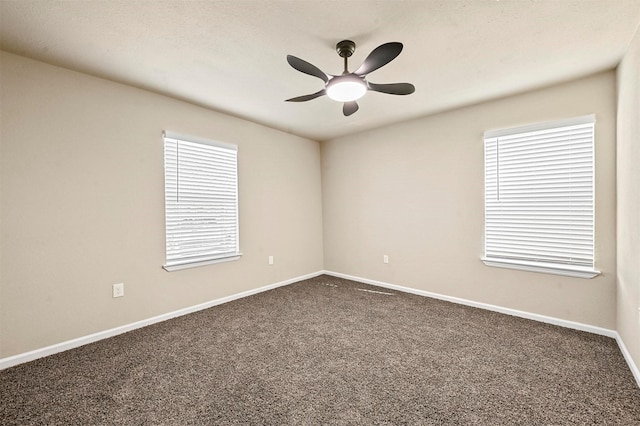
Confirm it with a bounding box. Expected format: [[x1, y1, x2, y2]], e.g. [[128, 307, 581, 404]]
[[1, 275, 639, 425]]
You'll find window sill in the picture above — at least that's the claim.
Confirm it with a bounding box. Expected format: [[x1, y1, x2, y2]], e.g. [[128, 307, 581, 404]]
[[481, 257, 600, 279], [163, 254, 242, 272]]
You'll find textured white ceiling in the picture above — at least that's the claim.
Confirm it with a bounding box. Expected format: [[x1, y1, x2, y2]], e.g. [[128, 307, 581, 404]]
[[2, 0, 640, 141]]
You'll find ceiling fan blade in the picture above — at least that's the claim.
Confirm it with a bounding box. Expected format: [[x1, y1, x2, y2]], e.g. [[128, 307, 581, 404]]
[[354, 42, 403, 76], [368, 82, 415, 95], [285, 89, 326, 102], [286, 55, 329, 83], [343, 101, 359, 116]]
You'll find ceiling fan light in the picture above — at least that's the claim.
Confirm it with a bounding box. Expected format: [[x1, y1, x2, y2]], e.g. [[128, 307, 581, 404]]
[[326, 77, 367, 102]]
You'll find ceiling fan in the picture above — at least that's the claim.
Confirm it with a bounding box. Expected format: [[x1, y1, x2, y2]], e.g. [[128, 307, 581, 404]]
[[285, 40, 416, 116]]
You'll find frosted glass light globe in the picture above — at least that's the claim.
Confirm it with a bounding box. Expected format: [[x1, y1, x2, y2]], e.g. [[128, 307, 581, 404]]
[[326, 76, 367, 102]]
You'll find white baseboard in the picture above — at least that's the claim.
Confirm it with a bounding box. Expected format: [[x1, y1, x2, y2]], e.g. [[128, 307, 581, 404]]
[[323, 270, 616, 336], [322, 270, 640, 388], [616, 333, 640, 389], [4, 269, 639, 389], [0, 270, 324, 370]]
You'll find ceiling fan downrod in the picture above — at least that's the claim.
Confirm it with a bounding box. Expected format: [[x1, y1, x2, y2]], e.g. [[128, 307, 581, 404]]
[[336, 40, 356, 74]]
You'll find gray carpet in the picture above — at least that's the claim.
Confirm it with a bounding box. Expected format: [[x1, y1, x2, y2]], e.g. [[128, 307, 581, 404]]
[[1, 275, 639, 425]]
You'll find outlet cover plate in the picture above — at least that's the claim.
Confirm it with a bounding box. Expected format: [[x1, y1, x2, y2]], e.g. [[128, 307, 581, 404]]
[[112, 283, 124, 298]]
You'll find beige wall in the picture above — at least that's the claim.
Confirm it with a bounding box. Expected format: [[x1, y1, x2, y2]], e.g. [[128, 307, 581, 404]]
[[0, 52, 324, 358], [0, 49, 626, 362], [322, 71, 617, 329], [617, 28, 640, 374]]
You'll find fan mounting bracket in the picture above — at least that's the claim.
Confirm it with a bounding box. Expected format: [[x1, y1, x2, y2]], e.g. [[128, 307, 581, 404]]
[[336, 40, 356, 58]]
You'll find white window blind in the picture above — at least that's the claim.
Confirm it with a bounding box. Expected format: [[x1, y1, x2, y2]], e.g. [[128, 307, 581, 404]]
[[163, 132, 240, 271], [482, 115, 599, 278]]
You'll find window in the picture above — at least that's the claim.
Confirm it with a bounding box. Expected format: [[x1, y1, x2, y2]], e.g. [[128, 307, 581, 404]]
[[163, 131, 240, 271], [482, 115, 599, 278]]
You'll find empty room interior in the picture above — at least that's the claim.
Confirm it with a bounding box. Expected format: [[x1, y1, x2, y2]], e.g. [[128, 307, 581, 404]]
[[1, 0, 640, 424]]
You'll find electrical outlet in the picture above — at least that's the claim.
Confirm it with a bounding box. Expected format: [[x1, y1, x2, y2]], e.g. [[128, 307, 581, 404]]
[[383, 255, 389, 264], [268, 255, 274, 265], [112, 283, 124, 298]]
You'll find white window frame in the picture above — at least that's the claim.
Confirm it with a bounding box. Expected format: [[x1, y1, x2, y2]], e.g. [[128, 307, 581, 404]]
[[162, 131, 241, 271], [482, 115, 600, 279]]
